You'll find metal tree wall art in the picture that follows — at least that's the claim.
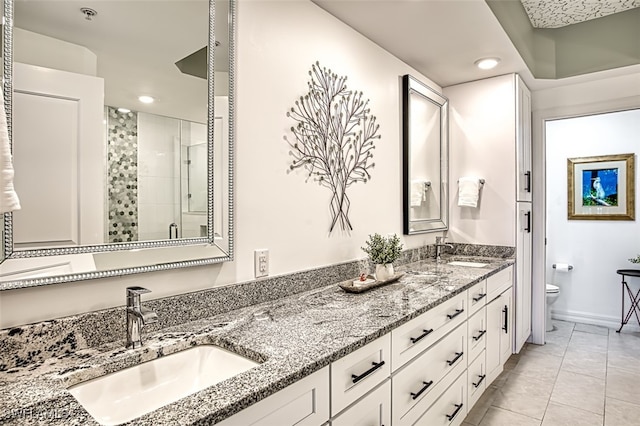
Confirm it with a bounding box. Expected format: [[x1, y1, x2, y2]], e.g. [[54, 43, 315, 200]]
[[285, 62, 381, 232]]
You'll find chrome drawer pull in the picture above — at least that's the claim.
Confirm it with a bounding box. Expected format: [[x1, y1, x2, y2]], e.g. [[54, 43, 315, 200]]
[[472, 293, 486, 302], [447, 308, 464, 320], [472, 330, 487, 341], [446, 403, 464, 422], [473, 374, 486, 388], [351, 360, 385, 384], [446, 351, 464, 366], [410, 328, 434, 344], [410, 380, 434, 400]]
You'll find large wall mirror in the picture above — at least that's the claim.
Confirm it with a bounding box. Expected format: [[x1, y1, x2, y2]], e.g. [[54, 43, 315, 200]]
[[402, 74, 449, 234], [0, 0, 235, 289]]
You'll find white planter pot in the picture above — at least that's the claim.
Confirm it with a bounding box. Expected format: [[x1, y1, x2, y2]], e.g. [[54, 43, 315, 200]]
[[375, 263, 394, 281]]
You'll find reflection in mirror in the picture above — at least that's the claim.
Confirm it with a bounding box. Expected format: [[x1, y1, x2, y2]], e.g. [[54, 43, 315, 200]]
[[402, 74, 449, 234], [0, 0, 235, 288]]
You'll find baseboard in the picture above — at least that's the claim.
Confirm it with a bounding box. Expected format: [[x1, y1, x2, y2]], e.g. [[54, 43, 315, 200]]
[[552, 309, 640, 333]]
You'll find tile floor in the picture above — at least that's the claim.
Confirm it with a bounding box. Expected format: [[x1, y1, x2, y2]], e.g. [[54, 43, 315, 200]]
[[462, 320, 640, 426]]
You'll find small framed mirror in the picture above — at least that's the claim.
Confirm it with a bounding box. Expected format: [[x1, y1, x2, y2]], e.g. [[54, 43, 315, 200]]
[[402, 74, 449, 234]]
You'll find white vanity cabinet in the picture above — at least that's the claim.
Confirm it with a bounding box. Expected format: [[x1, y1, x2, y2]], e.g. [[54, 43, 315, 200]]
[[217, 366, 330, 426], [219, 267, 514, 426]]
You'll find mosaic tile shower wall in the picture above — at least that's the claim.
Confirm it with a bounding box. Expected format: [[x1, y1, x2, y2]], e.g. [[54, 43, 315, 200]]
[[106, 107, 138, 243]]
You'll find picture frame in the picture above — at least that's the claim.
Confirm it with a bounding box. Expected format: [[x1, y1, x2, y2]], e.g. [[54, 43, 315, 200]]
[[567, 153, 635, 220]]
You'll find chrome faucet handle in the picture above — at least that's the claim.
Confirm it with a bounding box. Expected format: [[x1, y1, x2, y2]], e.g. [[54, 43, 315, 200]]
[[126, 286, 152, 296], [436, 236, 444, 245], [126, 286, 152, 309]]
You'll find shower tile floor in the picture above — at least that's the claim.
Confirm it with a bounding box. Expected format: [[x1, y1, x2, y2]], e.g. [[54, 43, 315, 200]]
[[463, 320, 640, 426]]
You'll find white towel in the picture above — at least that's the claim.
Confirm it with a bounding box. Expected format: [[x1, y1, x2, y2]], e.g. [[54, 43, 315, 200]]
[[0, 86, 21, 213], [458, 177, 481, 208], [410, 180, 428, 207]]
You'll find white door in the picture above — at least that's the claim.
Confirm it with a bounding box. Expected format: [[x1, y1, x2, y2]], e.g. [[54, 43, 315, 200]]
[[516, 75, 532, 202], [515, 203, 533, 352], [12, 63, 104, 247]]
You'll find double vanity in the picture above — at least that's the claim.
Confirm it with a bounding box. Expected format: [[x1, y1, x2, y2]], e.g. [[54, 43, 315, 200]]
[[1, 254, 514, 425]]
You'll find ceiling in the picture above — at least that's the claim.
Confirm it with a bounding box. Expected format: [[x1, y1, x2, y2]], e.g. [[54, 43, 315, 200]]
[[521, 0, 640, 28], [312, 0, 640, 91], [13, 0, 229, 122]]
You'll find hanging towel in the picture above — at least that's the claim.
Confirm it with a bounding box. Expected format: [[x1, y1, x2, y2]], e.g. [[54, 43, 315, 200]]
[[0, 86, 21, 213], [410, 180, 428, 207], [458, 177, 481, 208]]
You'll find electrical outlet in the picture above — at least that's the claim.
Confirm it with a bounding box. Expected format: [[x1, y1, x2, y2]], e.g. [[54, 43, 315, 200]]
[[254, 249, 269, 278]]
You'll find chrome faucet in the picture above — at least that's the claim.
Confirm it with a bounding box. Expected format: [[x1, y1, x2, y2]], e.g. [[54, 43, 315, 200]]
[[126, 286, 158, 349], [435, 236, 454, 262]]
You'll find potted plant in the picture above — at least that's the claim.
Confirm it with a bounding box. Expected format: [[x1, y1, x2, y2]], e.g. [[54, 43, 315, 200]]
[[361, 233, 403, 281], [629, 254, 640, 264]]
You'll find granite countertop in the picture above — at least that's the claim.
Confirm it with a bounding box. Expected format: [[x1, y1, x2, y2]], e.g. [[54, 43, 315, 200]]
[[0, 255, 514, 425]]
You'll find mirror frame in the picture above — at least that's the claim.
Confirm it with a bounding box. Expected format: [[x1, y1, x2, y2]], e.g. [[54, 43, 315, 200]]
[[0, 0, 235, 289], [402, 74, 449, 234]]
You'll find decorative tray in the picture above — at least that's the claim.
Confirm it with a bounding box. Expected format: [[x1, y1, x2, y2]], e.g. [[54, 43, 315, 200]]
[[338, 272, 405, 294]]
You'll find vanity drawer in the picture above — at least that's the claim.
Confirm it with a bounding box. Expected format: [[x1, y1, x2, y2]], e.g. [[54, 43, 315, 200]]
[[467, 307, 487, 363], [392, 322, 467, 425], [467, 350, 487, 411], [218, 366, 329, 426], [468, 280, 487, 315], [486, 266, 513, 301], [412, 370, 467, 426], [330, 333, 391, 416], [331, 379, 390, 426], [391, 292, 467, 371]]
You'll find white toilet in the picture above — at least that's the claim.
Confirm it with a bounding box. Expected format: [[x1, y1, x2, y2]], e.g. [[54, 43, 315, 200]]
[[546, 284, 560, 332]]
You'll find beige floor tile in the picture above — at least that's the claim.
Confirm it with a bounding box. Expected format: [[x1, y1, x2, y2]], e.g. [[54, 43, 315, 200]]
[[464, 386, 497, 425], [492, 388, 549, 420], [478, 406, 541, 426], [511, 351, 563, 380], [550, 320, 575, 336], [542, 402, 604, 426], [526, 340, 568, 357], [574, 323, 610, 336], [568, 331, 609, 354], [550, 370, 605, 415], [501, 372, 555, 400], [604, 397, 640, 426], [561, 348, 607, 379], [607, 331, 640, 350], [605, 366, 640, 404], [607, 347, 640, 374]]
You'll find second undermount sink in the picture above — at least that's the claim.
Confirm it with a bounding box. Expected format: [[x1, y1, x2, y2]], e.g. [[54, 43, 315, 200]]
[[447, 261, 489, 268], [68, 345, 259, 425]]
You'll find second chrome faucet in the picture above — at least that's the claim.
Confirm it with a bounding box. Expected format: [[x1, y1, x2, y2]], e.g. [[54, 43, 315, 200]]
[[435, 236, 454, 262], [126, 286, 158, 349]]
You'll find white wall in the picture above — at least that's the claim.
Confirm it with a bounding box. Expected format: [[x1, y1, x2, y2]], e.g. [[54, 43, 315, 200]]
[[0, 0, 441, 328], [546, 109, 640, 328], [444, 74, 517, 246]]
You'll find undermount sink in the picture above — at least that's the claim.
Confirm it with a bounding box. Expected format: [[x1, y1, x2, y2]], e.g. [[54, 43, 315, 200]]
[[447, 261, 489, 268], [68, 345, 259, 425]]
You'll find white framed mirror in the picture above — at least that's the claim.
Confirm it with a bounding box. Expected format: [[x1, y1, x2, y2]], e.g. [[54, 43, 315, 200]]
[[402, 74, 449, 234], [0, 0, 235, 289]]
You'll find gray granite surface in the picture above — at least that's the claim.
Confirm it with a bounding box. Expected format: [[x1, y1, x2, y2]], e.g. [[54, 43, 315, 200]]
[[0, 253, 513, 425]]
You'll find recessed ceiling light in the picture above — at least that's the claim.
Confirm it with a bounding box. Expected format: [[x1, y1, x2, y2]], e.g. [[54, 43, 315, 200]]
[[117, 107, 131, 113], [138, 95, 155, 104], [475, 57, 501, 70]]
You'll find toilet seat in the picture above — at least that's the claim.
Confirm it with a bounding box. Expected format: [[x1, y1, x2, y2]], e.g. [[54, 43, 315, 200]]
[[546, 283, 559, 293]]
